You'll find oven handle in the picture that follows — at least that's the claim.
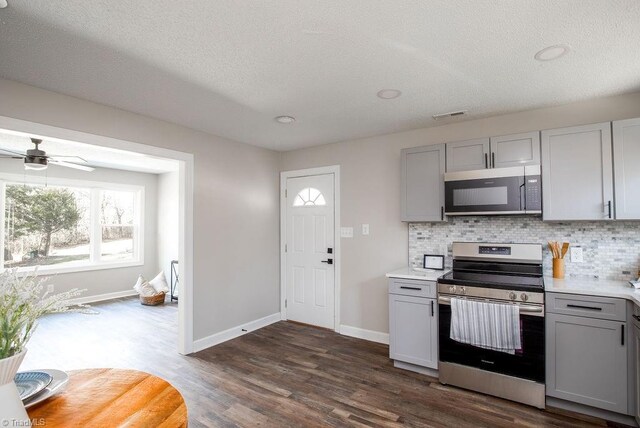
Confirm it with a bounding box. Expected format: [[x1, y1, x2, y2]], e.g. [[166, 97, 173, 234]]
[[437, 296, 544, 314]]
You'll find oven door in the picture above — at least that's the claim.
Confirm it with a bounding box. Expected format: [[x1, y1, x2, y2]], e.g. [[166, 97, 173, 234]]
[[438, 298, 545, 383], [444, 167, 525, 215]]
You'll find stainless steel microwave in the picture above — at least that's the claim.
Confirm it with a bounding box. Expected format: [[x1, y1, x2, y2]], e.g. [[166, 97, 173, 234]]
[[444, 165, 541, 215]]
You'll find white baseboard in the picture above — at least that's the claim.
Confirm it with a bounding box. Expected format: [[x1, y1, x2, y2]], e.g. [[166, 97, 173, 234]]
[[70, 290, 138, 305], [192, 312, 282, 353], [339, 324, 389, 345]]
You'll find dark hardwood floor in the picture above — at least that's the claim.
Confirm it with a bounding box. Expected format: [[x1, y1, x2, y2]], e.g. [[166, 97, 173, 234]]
[[23, 297, 625, 427]]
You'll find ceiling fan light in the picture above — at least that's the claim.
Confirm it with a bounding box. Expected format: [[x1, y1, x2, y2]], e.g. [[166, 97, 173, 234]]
[[24, 156, 48, 170]]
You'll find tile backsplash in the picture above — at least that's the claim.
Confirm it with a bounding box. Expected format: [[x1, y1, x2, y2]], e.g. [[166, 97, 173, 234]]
[[409, 216, 640, 281]]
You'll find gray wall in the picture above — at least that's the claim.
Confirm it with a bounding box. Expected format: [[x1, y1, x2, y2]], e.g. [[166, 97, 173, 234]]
[[0, 78, 281, 342], [281, 91, 640, 334], [0, 158, 159, 298]]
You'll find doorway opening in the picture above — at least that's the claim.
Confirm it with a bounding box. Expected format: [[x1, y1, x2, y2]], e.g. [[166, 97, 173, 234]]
[[0, 116, 194, 355]]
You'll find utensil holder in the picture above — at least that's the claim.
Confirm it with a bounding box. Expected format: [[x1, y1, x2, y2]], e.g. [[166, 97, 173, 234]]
[[553, 258, 565, 279]]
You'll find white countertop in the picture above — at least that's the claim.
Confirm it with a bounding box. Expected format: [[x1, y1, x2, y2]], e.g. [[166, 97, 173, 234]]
[[386, 267, 447, 282], [545, 276, 640, 306]]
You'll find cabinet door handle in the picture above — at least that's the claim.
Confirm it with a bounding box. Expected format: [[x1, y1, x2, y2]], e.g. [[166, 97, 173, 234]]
[[484, 153, 488, 169], [441, 206, 444, 221], [400, 286, 421, 291], [431, 300, 434, 317], [621, 324, 625, 346], [607, 200, 612, 219], [491, 152, 495, 168], [566, 304, 602, 311]]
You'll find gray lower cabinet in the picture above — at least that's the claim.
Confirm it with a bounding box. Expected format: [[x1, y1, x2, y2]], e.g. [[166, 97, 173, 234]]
[[400, 144, 446, 222], [541, 122, 614, 221], [635, 321, 640, 424], [613, 118, 640, 220], [388, 279, 438, 369], [546, 303, 628, 414]]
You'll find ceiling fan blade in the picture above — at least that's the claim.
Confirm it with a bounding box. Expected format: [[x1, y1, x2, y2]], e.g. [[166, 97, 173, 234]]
[[0, 155, 24, 159], [49, 155, 88, 163], [0, 148, 26, 156], [49, 160, 95, 172]]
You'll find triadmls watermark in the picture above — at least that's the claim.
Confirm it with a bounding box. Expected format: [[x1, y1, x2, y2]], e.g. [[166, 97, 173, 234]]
[[2, 418, 46, 427]]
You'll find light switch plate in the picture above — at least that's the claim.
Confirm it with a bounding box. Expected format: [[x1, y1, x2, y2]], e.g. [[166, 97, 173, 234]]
[[571, 247, 584, 263], [340, 227, 354, 238], [361, 224, 369, 235]]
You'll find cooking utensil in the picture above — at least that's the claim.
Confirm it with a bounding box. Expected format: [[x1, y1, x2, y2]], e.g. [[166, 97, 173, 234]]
[[561, 242, 569, 259]]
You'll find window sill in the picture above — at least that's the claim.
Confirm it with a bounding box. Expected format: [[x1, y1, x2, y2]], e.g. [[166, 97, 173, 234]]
[[5, 260, 144, 277]]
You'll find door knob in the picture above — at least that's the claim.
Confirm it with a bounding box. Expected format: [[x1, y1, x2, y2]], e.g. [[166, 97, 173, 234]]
[[321, 259, 333, 265]]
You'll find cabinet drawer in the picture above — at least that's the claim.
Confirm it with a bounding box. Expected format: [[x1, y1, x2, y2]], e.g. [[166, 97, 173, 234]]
[[388, 278, 436, 298], [546, 293, 626, 321]]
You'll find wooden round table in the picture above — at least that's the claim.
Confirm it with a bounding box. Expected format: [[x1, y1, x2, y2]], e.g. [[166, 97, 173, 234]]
[[27, 368, 188, 427]]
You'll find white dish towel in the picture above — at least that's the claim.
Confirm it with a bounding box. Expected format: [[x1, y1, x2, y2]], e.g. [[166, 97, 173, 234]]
[[450, 298, 522, 354]]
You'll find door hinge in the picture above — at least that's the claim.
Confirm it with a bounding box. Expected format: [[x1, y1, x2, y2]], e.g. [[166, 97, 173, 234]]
[[285, 244, 287, 252], [285, 299, 287, 308], [285, 189, 287, 197]]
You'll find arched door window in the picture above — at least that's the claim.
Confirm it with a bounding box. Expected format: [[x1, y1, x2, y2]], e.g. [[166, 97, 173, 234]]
[[293, 187, 326, 207]]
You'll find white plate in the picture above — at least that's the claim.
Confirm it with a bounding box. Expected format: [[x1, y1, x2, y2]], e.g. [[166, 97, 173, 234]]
[[23, 369, 69, 409]]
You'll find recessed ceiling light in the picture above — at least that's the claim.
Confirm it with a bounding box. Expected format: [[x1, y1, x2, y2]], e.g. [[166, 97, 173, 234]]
[[0, 0, 8, 9], [275, 115, 296, 124], [534, 44, 570, 61], [377, 89, 402, 99]]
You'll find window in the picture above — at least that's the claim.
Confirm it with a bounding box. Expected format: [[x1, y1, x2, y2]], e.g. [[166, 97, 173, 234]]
[[2, 179, 143, 273], [293, 187, 326, 207]]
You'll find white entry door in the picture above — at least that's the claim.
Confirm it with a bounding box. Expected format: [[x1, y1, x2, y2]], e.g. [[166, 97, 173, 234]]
[[285, 174, 335, 329]]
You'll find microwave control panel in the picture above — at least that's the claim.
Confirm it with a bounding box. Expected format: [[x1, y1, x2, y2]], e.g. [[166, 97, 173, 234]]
[[525, 175, 542, 211]]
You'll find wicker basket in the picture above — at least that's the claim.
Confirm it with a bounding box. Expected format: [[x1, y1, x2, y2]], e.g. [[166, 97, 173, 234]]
[[140, 291, 166, 306]]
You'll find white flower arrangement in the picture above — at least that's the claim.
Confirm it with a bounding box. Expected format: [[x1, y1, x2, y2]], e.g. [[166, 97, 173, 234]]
[[0, 269, 95, 359]]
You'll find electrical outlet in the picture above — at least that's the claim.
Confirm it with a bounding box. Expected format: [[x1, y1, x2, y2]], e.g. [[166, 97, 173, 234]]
[[571, 247, 584, 263], [340, 227, 353, 238], [361, 224, 369, 235], [46, 284, 55, 293]]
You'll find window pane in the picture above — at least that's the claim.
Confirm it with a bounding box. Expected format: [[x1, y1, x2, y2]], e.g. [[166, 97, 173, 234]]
[[100, 190, 135, 225], [4, 184, 90, 268], [100, 190, 136, 262], [101, 225, 134, 261]]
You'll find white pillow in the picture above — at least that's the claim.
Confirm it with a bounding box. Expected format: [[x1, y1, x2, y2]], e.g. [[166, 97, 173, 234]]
[[140, 282, 160, 297], [149, 271, 170, 293], [133, 275, 147, 294]]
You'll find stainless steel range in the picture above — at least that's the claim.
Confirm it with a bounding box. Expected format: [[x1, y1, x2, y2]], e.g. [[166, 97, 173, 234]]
[[437, 242, 545, 409]]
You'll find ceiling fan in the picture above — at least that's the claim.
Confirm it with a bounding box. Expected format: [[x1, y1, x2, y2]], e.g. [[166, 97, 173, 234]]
[[0, 138, 95, 172]]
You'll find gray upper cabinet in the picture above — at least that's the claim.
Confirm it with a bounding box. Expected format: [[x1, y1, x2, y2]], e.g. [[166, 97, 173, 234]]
[[446, 133, 541, 172], [490, 132, 541, 168], [541, 122, 614, 221], [613, 118, 640, 220], [445, 138, 489, 172], [401, 144, 446, 222]]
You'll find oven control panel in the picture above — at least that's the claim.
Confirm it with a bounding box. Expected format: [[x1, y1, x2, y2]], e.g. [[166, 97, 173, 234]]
[[439, 283, 544, 305], [478, 246, 511, 256]]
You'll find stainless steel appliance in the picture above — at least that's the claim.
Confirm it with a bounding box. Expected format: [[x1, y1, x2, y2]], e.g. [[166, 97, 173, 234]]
[[444, 165, 541, 216], [437, 242, 545, 408]]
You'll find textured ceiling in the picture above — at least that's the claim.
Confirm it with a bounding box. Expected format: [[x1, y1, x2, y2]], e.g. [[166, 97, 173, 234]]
[[0, 1, 639, 151]]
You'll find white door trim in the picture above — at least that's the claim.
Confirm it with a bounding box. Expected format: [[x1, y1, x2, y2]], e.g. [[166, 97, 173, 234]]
[[0, 115, 195, 355], [280, 165, 340, 331]]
